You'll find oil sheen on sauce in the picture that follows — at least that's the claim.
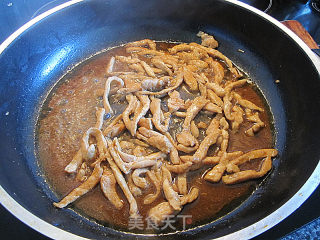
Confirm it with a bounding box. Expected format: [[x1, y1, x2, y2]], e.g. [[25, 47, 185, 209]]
[[37, 43, 274, 233]]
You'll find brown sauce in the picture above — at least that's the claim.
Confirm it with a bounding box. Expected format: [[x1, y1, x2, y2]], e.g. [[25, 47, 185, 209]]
[[37, 43, 274, 232]]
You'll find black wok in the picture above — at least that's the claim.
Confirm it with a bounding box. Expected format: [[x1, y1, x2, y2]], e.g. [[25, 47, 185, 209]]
[[0, 0, 319, 239]]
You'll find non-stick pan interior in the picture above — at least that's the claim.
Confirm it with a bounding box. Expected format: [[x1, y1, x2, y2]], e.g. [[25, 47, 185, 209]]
[[0, 0, 319, 239]]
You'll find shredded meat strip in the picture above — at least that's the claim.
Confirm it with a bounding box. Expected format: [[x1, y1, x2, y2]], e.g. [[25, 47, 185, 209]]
[[100, 167, 123, 209], [222, 155, 273, 184], [163, 178, 181, 211], [132, 168, 149, 189], [130, 94, 150, 136], [54, 163, 103, 208], [150, 96, 170, 133], [144, 170, 161, 204], [103, 76, 124, 114], [105, 150, 140, 218]]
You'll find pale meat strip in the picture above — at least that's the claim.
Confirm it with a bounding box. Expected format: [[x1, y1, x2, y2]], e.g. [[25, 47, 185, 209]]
[[141, 61, 156, 77], [150, 96, 170, 133], [81, 128, 108, 161], [206, 82, 226, 97], [148, 201, 175, 225], [128, 63, 145, 74], [190, 120, 199, 138], [122, 94, 139, 135], [197, 31, 219, 49], [167, 90, 185, 112], [137, 127, 180, 164], [64, 149, 84, 174], [228, 149, 278, 166], [102, 114, 123, 135], [100, 167, 123, 209], [198, 81, 207, 97], [106, 56, 115, 73], [65, 110, 107, 173], [132, 168, 149, 189], [126, 39, 157, 50], [176, 96, 209, 146], [203, 151, 243, 165], [207, 89, 223, 107], [144, 170, 161, 204], [104, 121, 126, 138], [54, 163, 103, 208], [224, 79, 248, 93], [180, 187, 199, 205], [233, 92, 264, 112], [222, 155, 272, 184], [115, 55, 140, 64], [151, 58, 173, 75], [182, 66, 198, 91], [114, 138, 166, 163], [177, 173, 188, 195], [165, 161, 192, 174], [103, 76, 124, 114], [94, 107, 105, 130], [206, 58, 224, 84], [231, 105, 244, 131], [148, 187, 199, 225], [138, 118, 153, 130], [105, 151, 140, 218], [189, 42, 235, 73], [130, 94, 150, 136], [127, 173, 142, 197], [126, 47, 164, 56], [163, 178, 181, 211], [204, 153, 228, 183], [141, 77, 170, 92], [245, 109, 265, 136], [176, 143, 199, 153], [192, 127, 220, 163], [203, 102, 222, 113], [137, 71, 183, 95]]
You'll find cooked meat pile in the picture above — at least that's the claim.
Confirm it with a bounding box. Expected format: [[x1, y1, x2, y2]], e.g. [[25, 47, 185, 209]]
[[53, 32, 278, 225]]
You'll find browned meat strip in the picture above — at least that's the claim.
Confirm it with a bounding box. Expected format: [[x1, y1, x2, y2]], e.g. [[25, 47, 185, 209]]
[[54, 163, 103, 208], [163, 178, 181, 211], [177, 173, 188, 195], [148, 201, 175, 225], [144, 170, 161, 204], [207, 89, 224, 107], [138, 118, 153, 130], [165, 161, 193, 174], [222, 155, 272, 184], [126, 39, 157, 50], [130, 94, 150, 136], [105, 151, 140, 218], [132, 168, 149, 189], [150, 97, 170, 133], [103, 76, 124, 114], [167, 90, 185, 112], [233, 92, 264, 112], [100, 167, 123, 209], [197, 31, 219, 49], [192, 127, 220, 163], [127, 172, 142, 197], [182, 66, 198, 91], [123, 94, 139, 135], [245, 109, 265, 136]]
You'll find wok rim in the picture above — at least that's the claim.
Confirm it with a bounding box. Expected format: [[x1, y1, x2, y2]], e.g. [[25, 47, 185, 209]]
[[0, 0, 319, 239]]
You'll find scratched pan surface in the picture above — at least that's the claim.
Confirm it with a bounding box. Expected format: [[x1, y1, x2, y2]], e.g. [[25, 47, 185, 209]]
[[0, 0, 319, 239]]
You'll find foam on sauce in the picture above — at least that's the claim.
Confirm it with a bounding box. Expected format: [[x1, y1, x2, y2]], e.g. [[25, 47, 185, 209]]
[[37, 43, 274, 232]]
